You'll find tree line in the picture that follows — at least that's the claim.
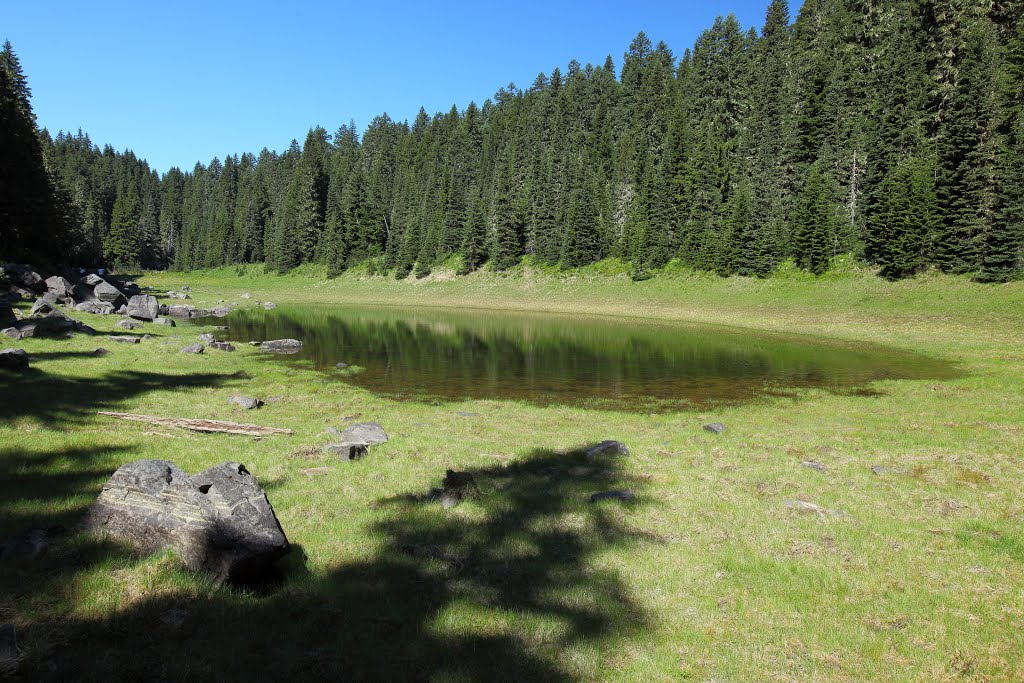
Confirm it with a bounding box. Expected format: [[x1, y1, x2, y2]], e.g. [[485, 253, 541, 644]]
[[2, 0, 1022, 281]]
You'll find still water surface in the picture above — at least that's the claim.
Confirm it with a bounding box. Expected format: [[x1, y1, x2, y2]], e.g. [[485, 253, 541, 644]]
[[209, 305, 957, 412]]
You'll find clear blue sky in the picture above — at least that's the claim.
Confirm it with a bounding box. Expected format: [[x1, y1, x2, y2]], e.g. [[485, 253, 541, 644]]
[[6, 0, 782, 174]]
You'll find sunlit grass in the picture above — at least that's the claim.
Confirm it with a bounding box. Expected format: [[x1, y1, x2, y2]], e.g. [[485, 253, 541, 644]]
[[0, 266, 1022, 679]]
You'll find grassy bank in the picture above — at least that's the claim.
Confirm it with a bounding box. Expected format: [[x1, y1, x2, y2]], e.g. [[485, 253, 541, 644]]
[[2, 266, 1023, 681]]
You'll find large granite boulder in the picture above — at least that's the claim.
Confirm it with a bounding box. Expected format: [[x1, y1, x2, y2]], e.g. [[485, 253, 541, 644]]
[[45, 276, 75, 298], [126, 295, 159, 321], [93, 280, 127, 307], [84, 460, 289, 581], [0, 348, 29, 373], [260, 339, 303, 354]]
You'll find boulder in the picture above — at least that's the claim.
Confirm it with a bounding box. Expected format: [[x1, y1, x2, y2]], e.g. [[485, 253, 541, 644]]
[[198, 333, 218, 344], [263, 302, 277, 310], [326, 442, 368, 460], [84, 460, 289, 581], [188, 308, 210, 318], [93, 280, 126, 306], [45, 276, 75, 298], [152, 317, 176, 326], [126, 295, 159, 321], [210, 306, 232, 317], [3, 264, 45, 293], [166, 291, 191, 300], [74, 301, 102, 314], [585, 440, 629, 459], [210, 341, 235, 352], [117, 319, 143, 330], [703, 422, 727, 434], [335, 362, 349, 369], [341, 422, 388, 445], [108, 335, 140, 344], [229, 395, 262, 410], [167, 304, 194, 318], [78, 273, 105, 287], [260, 339, 303, 354], [0, 328, 18, 340], [116, 304, 127, 315], [0, 304, 14, 327], [0, 348, 29, 373], [181, 343, 204, 354], [590, 490, 636, 503], [29, 298, 57, 316]]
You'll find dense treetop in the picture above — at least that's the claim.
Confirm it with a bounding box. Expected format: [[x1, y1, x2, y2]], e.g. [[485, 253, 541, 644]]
[[2, 0, 1022, 281]]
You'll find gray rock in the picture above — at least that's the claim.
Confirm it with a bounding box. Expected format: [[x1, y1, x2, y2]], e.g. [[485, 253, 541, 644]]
[[117, 319, 143, 330], [45, 276, 75, 298], [166, 304, 193, 318], [0, 304, 14, 327], [0, 348, 29, 373], [456, 411, 480, 417], [126, 295, 159, 321], [210, 306, 232, 317], [108, 335, 140, 344], [74, 301, 100, 314], [181, 343, 204, 354], [341, 422, 388, 445], [0, 623, 16, 674], [166, 291, 191, 300], [703, 422, 727, 434], [78, 273, 105, 287], [210, 341, 236, 352], [263, 302, 277, 310], [1, 327, 20, 340], [92, 348, 110, 356], [29, 297, 57, 316], [429, 469, 481, 509], [260, 339, 303, 354], [93, 280, 126, 305], [240, 292, 252, 299], [229, 395, 262, 410], [0, 525, 63, 560], [152, 317, 175, 326], [188, 308, 210, 318], [198, 333, 218, 344], [335, 362, 349, 369], [585, 440, 630, 459], [180, 285, 191, 293], [325, 442, 369, 460], [590, 489, 636, 503], [801, 461, 827, 473], [84, 459, 289, 581], [116, 305, 127, 315]]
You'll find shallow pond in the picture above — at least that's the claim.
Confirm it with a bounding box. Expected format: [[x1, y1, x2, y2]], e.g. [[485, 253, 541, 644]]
[[206, 305, 958, 412]]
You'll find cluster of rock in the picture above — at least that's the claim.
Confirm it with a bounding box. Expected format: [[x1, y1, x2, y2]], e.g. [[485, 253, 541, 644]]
[[325, 421, 388, 460]]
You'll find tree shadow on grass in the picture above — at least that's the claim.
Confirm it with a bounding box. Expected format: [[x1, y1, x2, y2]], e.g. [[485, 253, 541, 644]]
[[0, 369, 246, 428], [9, 445, 655, 681]]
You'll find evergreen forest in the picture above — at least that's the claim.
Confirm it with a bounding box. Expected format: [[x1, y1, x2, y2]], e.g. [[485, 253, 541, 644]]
[[2, 0, 1022, 282]]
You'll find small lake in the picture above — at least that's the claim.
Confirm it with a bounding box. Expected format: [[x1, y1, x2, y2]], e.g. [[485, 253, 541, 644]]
[[206, 305, 958, 412]]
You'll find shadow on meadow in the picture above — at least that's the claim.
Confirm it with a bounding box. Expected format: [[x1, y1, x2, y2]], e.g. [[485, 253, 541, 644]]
[[0, 367, 247, 428], [8, 446, 655, 681]]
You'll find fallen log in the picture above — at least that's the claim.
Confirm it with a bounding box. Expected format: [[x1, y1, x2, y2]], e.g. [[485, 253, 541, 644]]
[[97, 412, 294, 436]]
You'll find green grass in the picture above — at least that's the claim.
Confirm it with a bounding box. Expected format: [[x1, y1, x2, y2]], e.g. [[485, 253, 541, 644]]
[[2, 265, 1023, 681]]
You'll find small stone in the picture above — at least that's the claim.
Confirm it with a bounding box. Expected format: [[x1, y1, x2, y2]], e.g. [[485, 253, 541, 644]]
[[341, 422, 388, 445], [152, 317, 176, 326], [326, 442, 368, 460], [108, 335, 140, 344], [211, 306, 232, 317], [801, 461, 827, 473], [209, 341, 236, 352], [784, 500, 843, 516], [180, 343, 204, 354], [240, 292, 252, 299], [229, 395, 262, 410], [260, 339, 303, 354], [92, 348, 110, 356], [871, 465, 889, 475], [198, 333, 218, 344], [263, 302, 277, 310], [585, 440, 629, 459], [160, 608, 189, 629], [180, 284, 191, 293], [703, 422, 727, 434], [0, 348, 29, 373], [456, 411, 481, 417], [590, 489, 636, 503], [335, 362, 349, 369], [117, 319, 143, 330]]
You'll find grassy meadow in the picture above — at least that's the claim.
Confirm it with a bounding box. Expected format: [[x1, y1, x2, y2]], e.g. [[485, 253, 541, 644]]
[[1, 262, 1023, 681]]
